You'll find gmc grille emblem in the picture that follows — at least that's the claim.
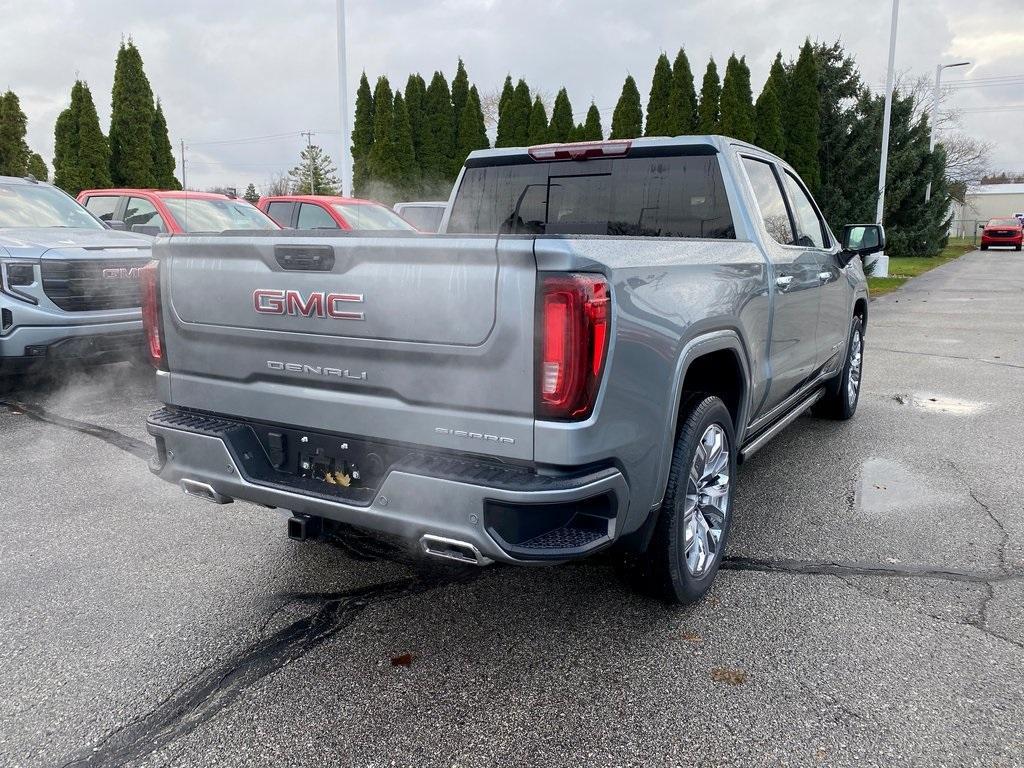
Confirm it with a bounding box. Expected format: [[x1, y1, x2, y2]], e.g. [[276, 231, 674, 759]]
[[253, 289, 364, 320], [102, 267, 140, 280]]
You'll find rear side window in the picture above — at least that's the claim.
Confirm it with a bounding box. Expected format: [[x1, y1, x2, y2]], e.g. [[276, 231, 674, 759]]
[[84, 195, 120, 222], [782, 171, 829, 248], [265, 201, 294, 227], [297, 203, 337, 230], [124, 196, 167, 232], [448, 155, 734, 239], [742, 158, 794, 245]]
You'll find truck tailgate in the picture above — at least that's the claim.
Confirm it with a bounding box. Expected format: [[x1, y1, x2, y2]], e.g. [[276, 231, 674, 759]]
[[158, 234, 536, 460]]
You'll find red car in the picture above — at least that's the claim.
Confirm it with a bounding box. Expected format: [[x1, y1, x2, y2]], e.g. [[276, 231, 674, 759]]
[[980, 218, 1023, 251], [77, 189, 279, 234], [257, 195, 417, 232]]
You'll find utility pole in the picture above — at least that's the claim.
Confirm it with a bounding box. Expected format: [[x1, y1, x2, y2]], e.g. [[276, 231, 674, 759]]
[[179, 139, 186, 190], [336, 0, 352, 196], [925, 60, 970, 202], [300, 130, 315, 194], [876, 0, 900, 227]]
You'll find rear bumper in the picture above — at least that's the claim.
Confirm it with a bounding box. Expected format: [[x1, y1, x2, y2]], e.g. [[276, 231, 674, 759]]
[[0, 319, 143, 370], [146, 407, 630, 565]]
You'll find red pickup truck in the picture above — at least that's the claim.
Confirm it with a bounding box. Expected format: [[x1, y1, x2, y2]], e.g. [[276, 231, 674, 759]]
[[78, 189, 278, 234]]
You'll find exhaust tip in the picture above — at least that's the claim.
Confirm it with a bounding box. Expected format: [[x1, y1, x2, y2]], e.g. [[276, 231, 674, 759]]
[[419, 534, 493, 566], [288, 514, 321, 542], [180, 479, 232, 505]]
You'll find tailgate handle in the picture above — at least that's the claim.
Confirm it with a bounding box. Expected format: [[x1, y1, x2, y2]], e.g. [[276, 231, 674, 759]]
[[275, 245, 335, 271]]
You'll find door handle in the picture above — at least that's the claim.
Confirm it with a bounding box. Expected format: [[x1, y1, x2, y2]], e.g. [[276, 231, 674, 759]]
[[817, 271, 833, 281], [775, 275, 794, 288]]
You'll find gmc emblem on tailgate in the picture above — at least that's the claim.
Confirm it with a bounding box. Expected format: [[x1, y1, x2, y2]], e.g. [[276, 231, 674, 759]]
[[102, 267, 140, 280], [253, 289, 364, 320]]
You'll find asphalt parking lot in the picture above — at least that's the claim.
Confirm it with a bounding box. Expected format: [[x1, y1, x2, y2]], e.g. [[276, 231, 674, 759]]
[[1, 250, 1022, 768]]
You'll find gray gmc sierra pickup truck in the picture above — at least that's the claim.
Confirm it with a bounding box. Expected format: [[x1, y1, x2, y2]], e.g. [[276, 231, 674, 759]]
[[0, 176, 152, 375], [145, 136, 884, 603]]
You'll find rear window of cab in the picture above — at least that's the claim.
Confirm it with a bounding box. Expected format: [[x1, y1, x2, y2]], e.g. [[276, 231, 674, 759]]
[[448, 154, 734, 239]]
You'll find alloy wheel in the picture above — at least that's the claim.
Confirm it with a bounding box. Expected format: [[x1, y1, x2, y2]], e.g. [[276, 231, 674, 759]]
[[683, 424, 730, 577]]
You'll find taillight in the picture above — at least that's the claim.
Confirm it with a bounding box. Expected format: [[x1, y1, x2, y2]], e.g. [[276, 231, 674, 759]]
[[139, 260, 166, 370], [536, 273, 610, 420]]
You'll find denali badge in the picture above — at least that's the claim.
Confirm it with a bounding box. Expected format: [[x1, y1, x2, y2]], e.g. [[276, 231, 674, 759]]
[[267, 360, 367, 380], [434, 427, 516, 445], [102, 267, 140, 280], [253, 289, 364, 320]]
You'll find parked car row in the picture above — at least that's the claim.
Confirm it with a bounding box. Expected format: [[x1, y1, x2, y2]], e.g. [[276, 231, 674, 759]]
[[1, 176, 450, 378]]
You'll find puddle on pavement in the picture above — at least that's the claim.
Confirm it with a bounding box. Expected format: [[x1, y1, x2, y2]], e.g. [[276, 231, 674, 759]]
[[856, 458, 942, 517], [892, 392, 989, 415]]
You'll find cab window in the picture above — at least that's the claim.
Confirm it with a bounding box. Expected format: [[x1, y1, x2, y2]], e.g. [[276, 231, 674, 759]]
[[297, 203, 338, 230], [83, 195, 121, 222], [124, 196, 167, 232], [741, 158, 794, 245], [782, 172, 829, 249]]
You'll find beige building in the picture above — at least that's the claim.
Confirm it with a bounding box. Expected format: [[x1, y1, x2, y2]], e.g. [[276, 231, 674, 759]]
[[950, 183, 1024, 237]]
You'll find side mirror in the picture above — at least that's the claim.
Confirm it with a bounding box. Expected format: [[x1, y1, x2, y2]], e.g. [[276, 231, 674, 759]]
[[107, 220, 127, 231], [839, 224, 885, 265], [131, 224, 162, 236]]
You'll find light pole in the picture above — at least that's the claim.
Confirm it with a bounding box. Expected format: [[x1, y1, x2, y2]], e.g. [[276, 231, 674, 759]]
[[925, 60, 970, 202], [875, 0, 900, 227], [336, 0, 352, 196]]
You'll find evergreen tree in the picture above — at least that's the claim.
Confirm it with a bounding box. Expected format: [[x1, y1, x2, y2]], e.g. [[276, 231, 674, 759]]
[[458, 85, 490, 163], [581, 102, 603, 141], [351, 72, 375, 196], [494, 75, 516, 148], [697, 58, 722, 134], [288, 144, 340, 195], [242, 183, 260, 203], [813, 41, 862, 227], [765, 53, 788, 116], [150, 100, 179, 189], [0, 91, 29, 177], [391, 91, 418, 201], [754, 81, 785, 155], [784, 40, 821, 193], [28, 152, 48, 181], [720, 54, 755, 141], [645, 53, 673, 136], [668, 47, 698, 134], [53, 80, 111, 195], [548, 87, 575, 143], [109, 40, 156, 186], [451, 58, 469, 147], [610, 75, 642, 139], [527, 96, 549, 145], [366, 76, 397, 188], [404, 73, 427, 170], [423, 71, 456, 181], [508, 79, 532, 146]]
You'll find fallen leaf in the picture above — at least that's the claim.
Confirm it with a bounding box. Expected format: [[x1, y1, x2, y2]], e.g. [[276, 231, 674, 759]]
[[710, 667, 747, 685], [390, 652, 415, 667], [682, 632, 703, 643]]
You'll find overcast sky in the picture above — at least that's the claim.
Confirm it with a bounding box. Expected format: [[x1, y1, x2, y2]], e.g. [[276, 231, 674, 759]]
[[2, 0, 1021, 192]]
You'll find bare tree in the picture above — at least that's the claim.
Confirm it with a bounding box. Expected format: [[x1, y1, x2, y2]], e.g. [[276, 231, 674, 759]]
[[939, 133, 994, 185], [262, 172, 293, 196], [479, 88, 501, 129]]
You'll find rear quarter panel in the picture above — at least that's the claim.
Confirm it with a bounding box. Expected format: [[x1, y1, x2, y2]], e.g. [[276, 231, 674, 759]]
[[533, 236, 770, 535]]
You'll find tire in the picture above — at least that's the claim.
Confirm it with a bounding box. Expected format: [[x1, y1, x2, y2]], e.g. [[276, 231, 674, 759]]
[[1016, 245, 1021, 252], [980, 245, 988, 251], [628, 395, 736, 604], [816, 315, 864, 421]]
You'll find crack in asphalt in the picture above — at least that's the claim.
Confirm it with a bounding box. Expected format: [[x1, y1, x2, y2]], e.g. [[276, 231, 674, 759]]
[[873, 347, 1024, 370], [719, 556, 1020, 584], [58, 568, 482, 768], [0, 400, 152, 460]]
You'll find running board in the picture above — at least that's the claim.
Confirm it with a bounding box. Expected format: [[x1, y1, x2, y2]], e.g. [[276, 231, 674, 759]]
[[739, 388, 825, 463]]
